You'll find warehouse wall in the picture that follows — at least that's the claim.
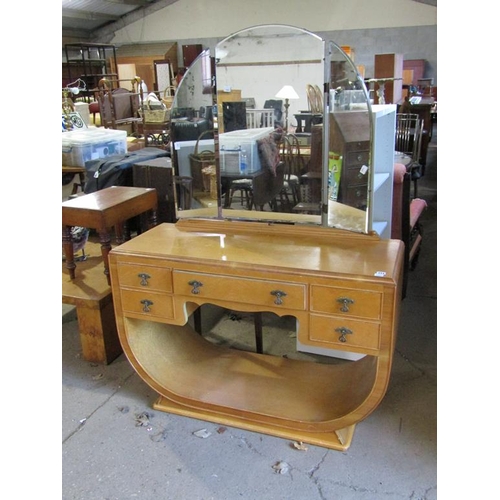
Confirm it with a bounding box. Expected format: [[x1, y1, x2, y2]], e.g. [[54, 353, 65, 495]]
[[91, 0, 437, 83]]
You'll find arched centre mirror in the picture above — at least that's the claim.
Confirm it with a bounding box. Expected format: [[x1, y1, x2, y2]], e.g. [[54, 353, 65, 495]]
[[170, 24, 375, 234]]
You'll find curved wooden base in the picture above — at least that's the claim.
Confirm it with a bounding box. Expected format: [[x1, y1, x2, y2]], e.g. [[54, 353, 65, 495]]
[[122, 318, 381, 448], [153, 395, 356, 451]]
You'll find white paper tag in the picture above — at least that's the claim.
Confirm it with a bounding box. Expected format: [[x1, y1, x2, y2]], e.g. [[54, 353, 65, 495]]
[[374, 271, 386, 277], [360, 165, 368, 175]]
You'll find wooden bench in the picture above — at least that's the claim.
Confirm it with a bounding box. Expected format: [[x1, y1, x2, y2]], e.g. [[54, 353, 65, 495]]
[[62, 240, 121, 364]]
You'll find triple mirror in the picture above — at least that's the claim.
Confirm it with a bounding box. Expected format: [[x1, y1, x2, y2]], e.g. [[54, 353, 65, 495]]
[[169, 24, 373, 234]]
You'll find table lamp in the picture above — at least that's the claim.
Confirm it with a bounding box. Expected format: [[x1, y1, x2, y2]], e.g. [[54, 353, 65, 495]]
[[275, 85, 299, 133]]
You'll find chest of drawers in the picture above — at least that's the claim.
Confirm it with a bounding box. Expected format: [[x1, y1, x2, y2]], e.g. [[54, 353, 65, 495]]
[[330, 112, 371, 210], [109, 219, 404, 450]]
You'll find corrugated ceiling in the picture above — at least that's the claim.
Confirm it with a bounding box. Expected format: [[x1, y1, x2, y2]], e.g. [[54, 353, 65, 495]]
[[62, 0, 169, 40], [62, 0, 437, 43]]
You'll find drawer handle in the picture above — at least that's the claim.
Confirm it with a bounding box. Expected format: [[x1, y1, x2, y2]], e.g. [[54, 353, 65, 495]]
[[271, 290, 287, 305], [335, 327, 353, 343], [337, 297, 354, 312], [138, 273, 151, 286], [188, 280, 203, 294], [140, 299, 154, 312]]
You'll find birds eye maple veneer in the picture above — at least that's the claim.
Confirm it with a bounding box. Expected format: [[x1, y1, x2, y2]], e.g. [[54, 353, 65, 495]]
[[109, 219, 404, 450]]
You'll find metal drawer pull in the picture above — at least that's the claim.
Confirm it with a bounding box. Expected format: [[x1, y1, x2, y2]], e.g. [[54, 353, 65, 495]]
[[337, 297, 354, 312], [138, 273, 151, 286], [188, 280, 203, 294], [271, 290, 287, 305], [140, 299, 154, 312], [335, 327, 353, 343]]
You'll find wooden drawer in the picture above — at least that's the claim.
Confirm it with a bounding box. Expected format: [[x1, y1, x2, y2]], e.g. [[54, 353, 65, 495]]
[[117, 263, 172, 292], [120, 289, 174, 320], [343, 167, 368, 185], [173, 271, 306, 310], [310, 285, 382, 320], [345, 150, 369, 166], [309, 314, 380, 351], [341, 186, 367, 209]]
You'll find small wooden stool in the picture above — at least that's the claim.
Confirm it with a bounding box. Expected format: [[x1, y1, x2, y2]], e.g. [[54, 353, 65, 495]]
[[62, 186, 158, 285]]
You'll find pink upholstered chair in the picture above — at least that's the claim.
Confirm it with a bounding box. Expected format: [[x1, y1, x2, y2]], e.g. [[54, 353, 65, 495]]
[[89, 101, 100, 126], [392, 162, 427, 298]]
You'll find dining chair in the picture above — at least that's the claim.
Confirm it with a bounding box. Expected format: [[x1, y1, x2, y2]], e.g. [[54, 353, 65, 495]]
[[306, 84, 323, 114], [246, 109, 275, 129], [279, 134, 305, 209], [395, 113, 424, 198], [228, 178, 253, 209], [97, 78, 144, 136]]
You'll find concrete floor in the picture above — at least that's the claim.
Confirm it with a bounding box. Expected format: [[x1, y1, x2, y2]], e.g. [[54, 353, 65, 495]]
[[62, 132, 437, 499]]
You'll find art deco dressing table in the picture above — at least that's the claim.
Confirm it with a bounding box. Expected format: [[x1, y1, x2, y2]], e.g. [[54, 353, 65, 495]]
[[108, 25, 403, 450], [109, 219, 403, 450]]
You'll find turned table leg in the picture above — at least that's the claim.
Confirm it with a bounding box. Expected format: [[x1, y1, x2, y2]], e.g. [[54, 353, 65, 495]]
[[98, 229, 113, 285], [62, 225, 76, 279]]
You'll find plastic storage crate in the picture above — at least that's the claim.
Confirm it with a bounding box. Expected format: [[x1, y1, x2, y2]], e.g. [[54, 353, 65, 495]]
[[62, 129, 127, 167], [219, 127, 274, 173]]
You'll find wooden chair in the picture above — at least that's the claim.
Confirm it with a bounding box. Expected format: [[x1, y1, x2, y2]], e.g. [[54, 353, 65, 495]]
[[175, 176, 194, 211], [279, 134, 305, 209], [262, 100, 283, 129], [395, 113, 424, 198], [97, 77, 144, 136], [246, 109, 275, 129], [306, 84, 323, 114]]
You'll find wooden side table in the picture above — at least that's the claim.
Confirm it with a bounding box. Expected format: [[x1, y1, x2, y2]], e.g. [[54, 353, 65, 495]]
[[62, 186, 158, 285]]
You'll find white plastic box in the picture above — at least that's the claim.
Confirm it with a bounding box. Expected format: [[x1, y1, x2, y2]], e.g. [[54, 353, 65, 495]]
[[62, 129, 128, 167], [219, 127, 274, 173]]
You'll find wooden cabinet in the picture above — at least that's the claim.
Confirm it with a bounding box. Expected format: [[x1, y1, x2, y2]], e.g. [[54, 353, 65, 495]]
[[182, 44, 203, 68], [109, 219, 404, 451], [374, 53, 403, 105], [132, 157, 176, 224], [216, 89, 242, 133], [305, 105, 395, 235], [115, 43, 178, 92], [403, 59, 425, 86], [329, 112, 371, 210]]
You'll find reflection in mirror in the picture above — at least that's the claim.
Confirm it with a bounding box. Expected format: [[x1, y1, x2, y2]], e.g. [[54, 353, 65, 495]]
[[172, 26, 373, 235], [215, 25, 324, 225], [170, 49, 218, 218], [322, 41, 373, 233]]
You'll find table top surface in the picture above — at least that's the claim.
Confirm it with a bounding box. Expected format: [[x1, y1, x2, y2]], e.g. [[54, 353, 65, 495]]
[[62, 186, 156, 211], [110, 221, 403, 282], [62, 186, 158, 229], [62, 165, 86, 173]]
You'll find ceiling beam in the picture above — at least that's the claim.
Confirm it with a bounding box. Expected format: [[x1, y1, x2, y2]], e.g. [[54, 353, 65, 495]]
[[62, 9, 119, 22]]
